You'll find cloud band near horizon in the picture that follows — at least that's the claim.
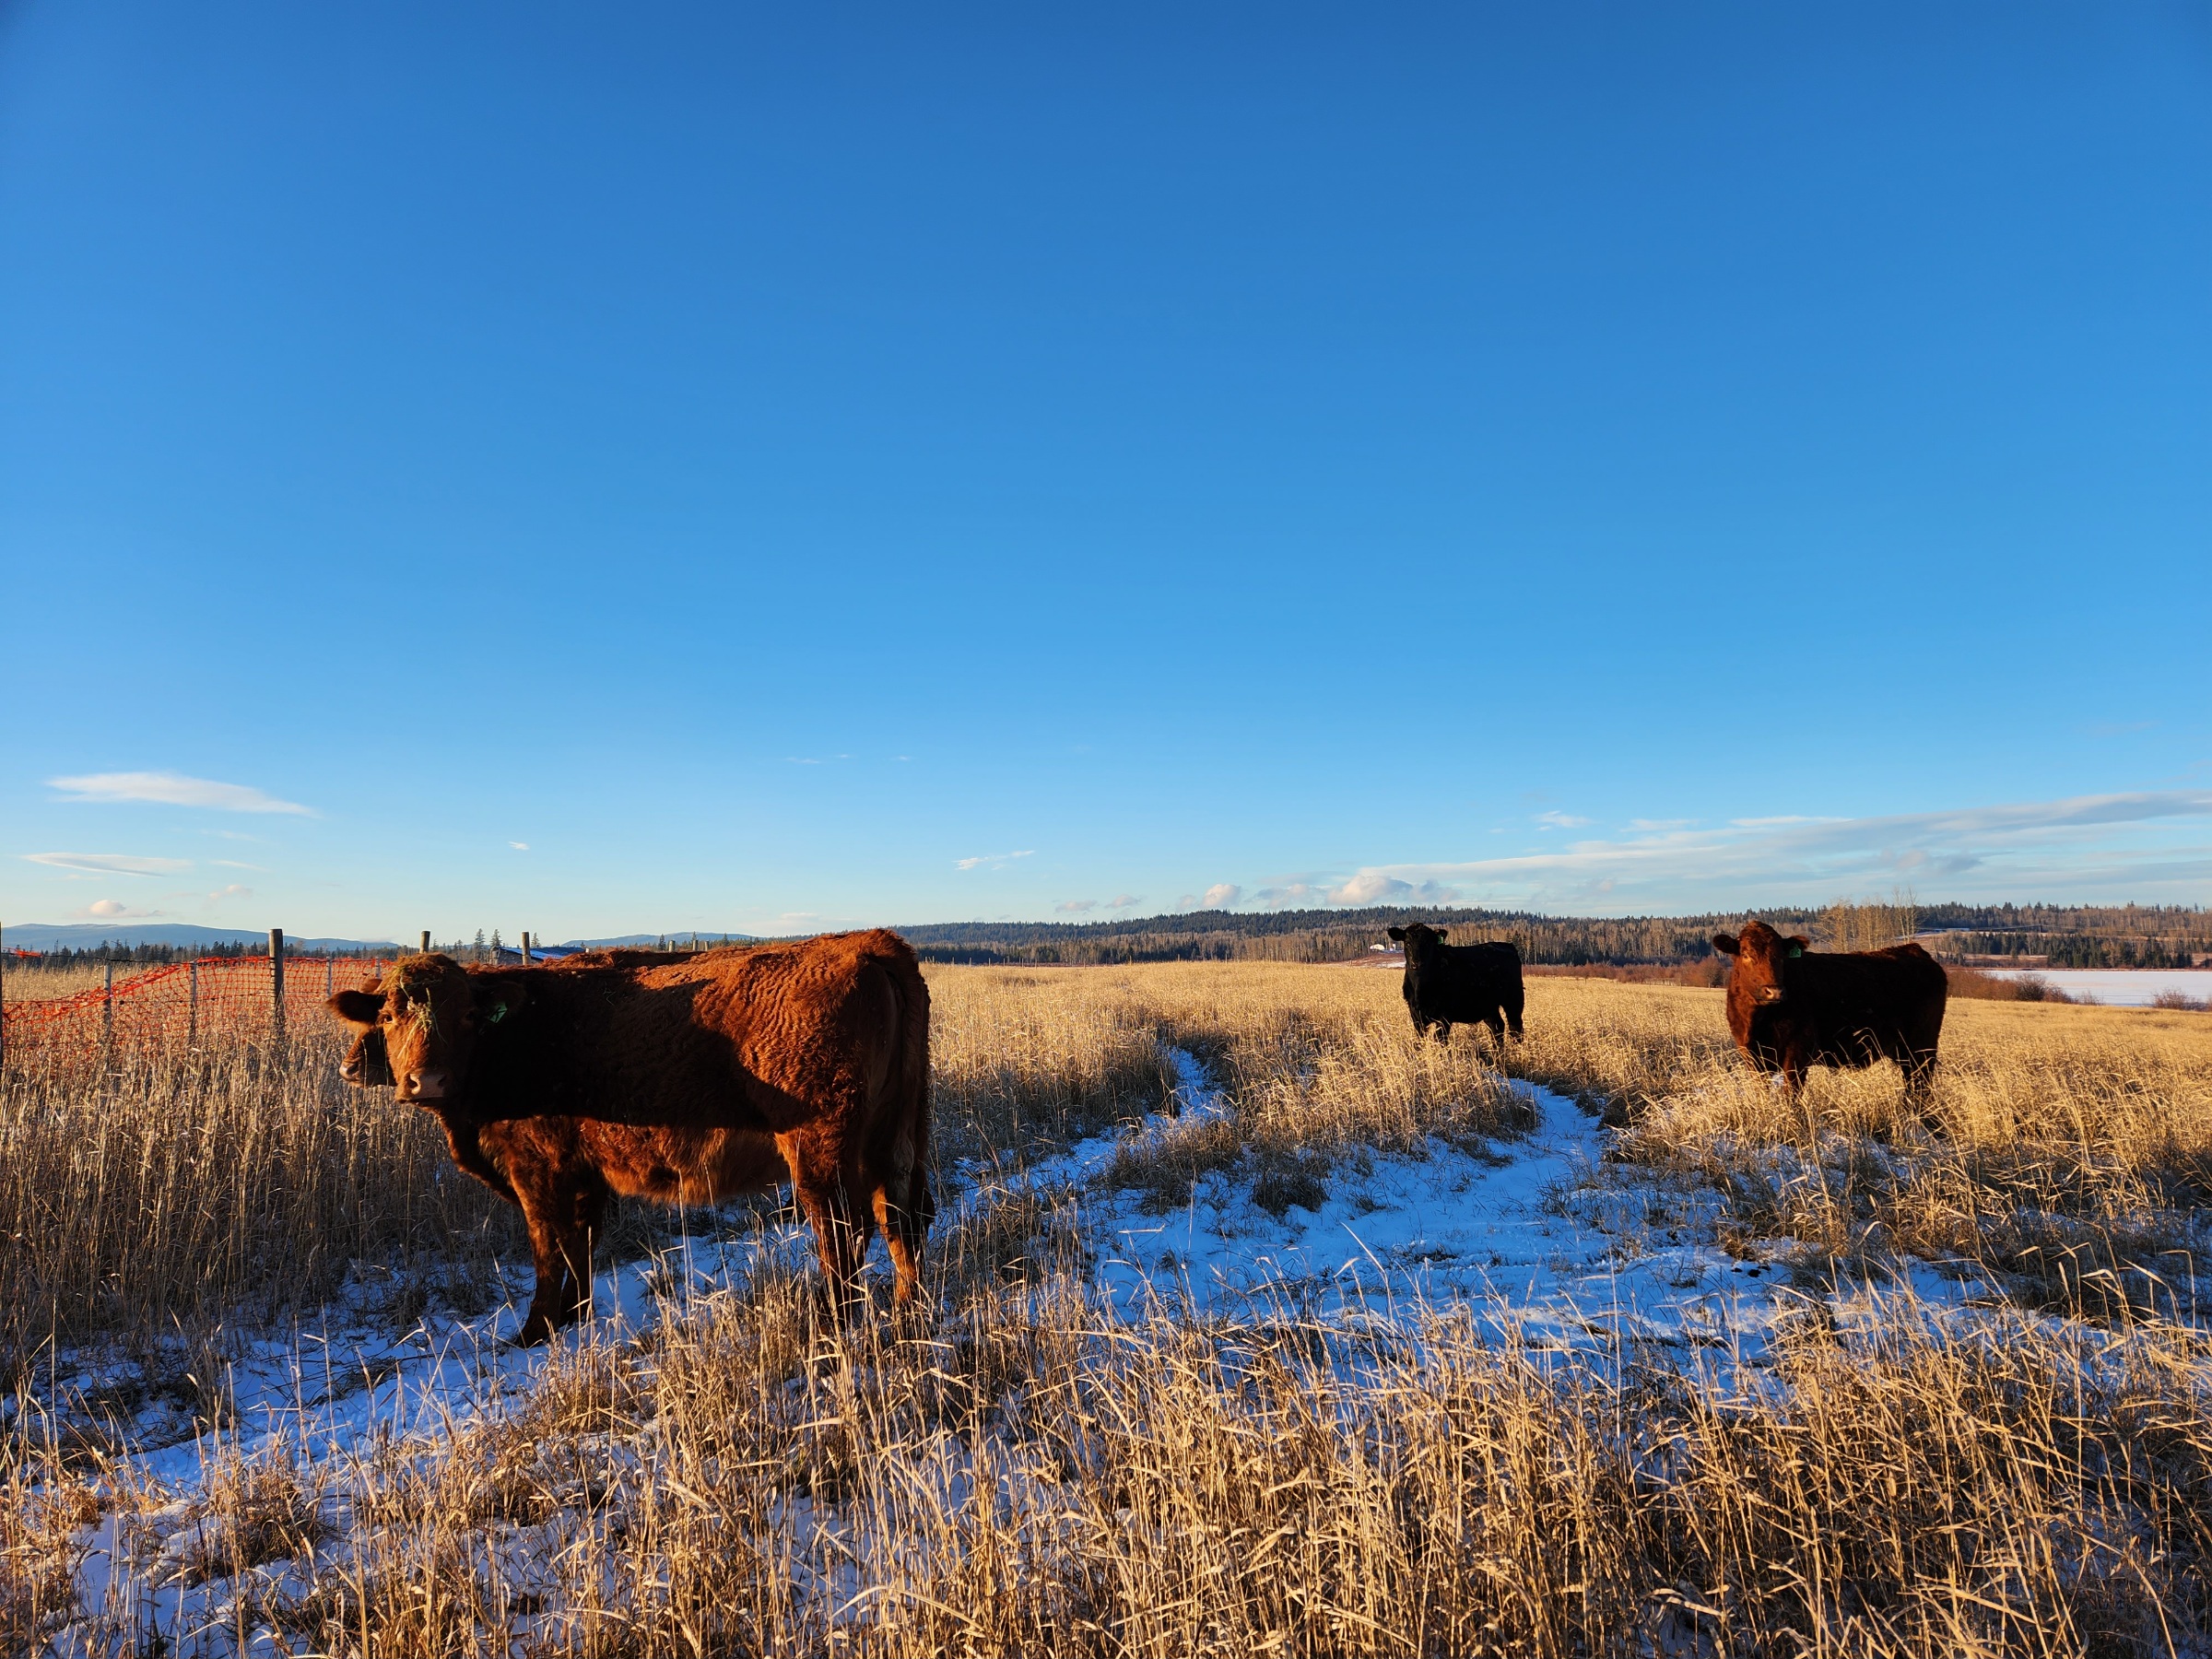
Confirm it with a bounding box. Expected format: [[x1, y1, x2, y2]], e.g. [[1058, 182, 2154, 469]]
[[1234, 790, 2212, 914]]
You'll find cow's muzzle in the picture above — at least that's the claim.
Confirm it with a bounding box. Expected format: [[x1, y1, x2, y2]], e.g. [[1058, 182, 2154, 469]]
[[1758, 986, 1787, 1006], [401, 1069, 453, 1101]]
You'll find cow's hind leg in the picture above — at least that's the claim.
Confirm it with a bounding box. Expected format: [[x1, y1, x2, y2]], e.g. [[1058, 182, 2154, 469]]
[[1502, 987, 1526, 1041], [870, 1167, 931, 1307], [556, 1177, 607, 1328], [795, 1177, 876, 1325]]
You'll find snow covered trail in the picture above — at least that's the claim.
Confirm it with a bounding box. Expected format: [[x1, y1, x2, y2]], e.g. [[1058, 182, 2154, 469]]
[[977, 1049, 1823, 1364]]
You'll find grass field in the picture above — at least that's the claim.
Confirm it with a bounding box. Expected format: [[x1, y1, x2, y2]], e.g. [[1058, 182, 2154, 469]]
[[6, 963, 2210, 1655]]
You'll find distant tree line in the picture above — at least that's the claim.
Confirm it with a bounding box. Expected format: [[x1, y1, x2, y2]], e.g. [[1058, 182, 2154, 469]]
[[4, 940, 383, 969], [889, 902, 2211, 969]]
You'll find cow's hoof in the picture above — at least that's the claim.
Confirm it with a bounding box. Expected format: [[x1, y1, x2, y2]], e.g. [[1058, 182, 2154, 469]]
[[509, 1315, 558, 1347]]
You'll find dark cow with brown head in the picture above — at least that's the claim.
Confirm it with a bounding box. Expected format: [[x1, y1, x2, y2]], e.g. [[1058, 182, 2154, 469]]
[[1712, 919, 1947, 1112], [1386, 923, 1525, 1048], [329, 931, 932, 1343]]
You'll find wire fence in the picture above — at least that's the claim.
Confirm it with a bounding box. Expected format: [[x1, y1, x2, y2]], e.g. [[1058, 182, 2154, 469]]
[[0, 952, 389, 1065]]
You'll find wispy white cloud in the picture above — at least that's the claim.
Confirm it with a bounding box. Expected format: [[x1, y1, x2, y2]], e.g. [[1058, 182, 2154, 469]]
[[510, 841, 531, 852], [48, 771, 312, 815], [1055, 899, 1098, 913], [206, 884, 253, 902], [1201, 883, 1242, 909], [209, 858, 265, 871], [1108, 893, 1142, 910], [955, 850, 1035, 872], [1535, 810, 1593, 830], [1324, 791, 2212, 912], [22, 852, 192, 877]]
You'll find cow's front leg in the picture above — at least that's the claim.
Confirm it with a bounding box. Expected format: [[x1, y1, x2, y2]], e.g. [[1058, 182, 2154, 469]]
[[1430, 1019, 1453, 1044], [1901, 1053, 1940, 1130], [513, 1194, 570, 1347], [507, 1168, 601, 1345]]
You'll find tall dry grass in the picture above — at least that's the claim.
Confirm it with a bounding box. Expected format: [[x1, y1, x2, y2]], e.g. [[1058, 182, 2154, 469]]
[[925, 968, 1177, 1163], [18, 1273, 2210, 1656], [0, 959, 171, 1001], [0, 1031, 519, 1411], [1503, 976, 2212, 1321], [6, 962, 2212, 1654]]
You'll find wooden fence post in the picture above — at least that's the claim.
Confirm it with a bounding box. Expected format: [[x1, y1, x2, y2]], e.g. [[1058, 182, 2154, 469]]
[[522, 931, 532, 966], [420, 931, 431, 955], [270, 928, 286, 1041], [188, 959, 199, 1049], [103, 959, 114, 1052]]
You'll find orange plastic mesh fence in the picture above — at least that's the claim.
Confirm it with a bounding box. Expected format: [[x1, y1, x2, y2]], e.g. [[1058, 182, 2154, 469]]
[[0, 956, 389, 1059]]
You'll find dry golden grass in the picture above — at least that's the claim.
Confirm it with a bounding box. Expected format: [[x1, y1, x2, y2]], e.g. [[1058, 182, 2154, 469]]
[[19, 1275, 2210, 1656], [6, 962, 2212, 1655], [0, 1031, 519, 1405], [1502, 978, 2212, 1320], [0, 959, 170, 1001], [925, 968, 1178, 1163]]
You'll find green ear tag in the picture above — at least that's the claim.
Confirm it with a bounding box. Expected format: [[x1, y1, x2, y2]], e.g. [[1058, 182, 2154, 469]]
[[488, 1002, 509, 1024], [1787, 946, 1803, 959]]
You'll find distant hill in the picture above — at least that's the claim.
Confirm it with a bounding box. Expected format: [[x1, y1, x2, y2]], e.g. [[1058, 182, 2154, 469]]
[[560, 932, 757, 948], [2, 922, 399, 953]]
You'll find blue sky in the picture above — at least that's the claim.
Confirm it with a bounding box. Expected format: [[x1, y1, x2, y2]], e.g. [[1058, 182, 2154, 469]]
[[3, 3, 2207, 942]]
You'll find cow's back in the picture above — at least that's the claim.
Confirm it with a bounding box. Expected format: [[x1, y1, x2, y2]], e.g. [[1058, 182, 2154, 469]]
[[623, 930, 921, 1126], [1748, 942, 1947, 1068], [1406, 940, 1523, 1020]]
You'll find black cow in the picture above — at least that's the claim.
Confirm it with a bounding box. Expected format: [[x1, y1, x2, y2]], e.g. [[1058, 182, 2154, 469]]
[[1387, 924, 1525, 1047]]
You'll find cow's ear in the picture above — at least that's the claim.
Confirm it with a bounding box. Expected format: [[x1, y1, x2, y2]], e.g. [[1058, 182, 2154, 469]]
[[1431, 928, 1448, 941], [1712, 934, 1740, 957], [472, 978, 528, 1026], [1787, 935, 1809, 959], [1386, 926, 1406, 942], [328, 988, 385, 1029]]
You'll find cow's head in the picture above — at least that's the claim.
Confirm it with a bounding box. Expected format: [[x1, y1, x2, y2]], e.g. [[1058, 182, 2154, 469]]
[[1387, 923, 1448, 958], [1711, 921, 1807, 1006], [325, 954, 527, 1104]]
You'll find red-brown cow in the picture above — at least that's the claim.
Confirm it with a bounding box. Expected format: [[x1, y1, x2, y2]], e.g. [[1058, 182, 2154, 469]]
[[329, 931, 932, 1343], [1712, 919, 1947, 1113]]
